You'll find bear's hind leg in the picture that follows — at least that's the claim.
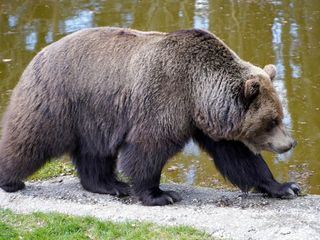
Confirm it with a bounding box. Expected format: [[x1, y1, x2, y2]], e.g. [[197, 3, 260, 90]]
[[118, 142, 182, 206], [72, 152, 129, 197], [0, 141, 51, 192]]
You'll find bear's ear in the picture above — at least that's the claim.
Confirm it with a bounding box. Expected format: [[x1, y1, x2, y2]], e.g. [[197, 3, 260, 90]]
[[244, 78, 260, 102], [263, 64, 276, 81]]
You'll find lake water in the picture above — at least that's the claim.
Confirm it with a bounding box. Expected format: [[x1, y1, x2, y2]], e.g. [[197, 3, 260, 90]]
[[0, 0, 319, 194]]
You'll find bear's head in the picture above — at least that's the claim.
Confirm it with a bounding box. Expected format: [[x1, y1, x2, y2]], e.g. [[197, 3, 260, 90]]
[[239, 64, 296, 154]]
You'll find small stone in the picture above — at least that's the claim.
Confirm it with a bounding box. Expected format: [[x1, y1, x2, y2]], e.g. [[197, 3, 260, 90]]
[[167, 166, 179, 172], [212, 179, 219, 184]]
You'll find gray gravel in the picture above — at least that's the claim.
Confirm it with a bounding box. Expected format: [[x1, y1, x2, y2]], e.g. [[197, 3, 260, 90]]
[[0, 176, 319, 240]]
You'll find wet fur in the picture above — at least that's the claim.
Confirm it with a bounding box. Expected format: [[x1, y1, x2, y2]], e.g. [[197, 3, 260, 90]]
[[0, 27, 297, 205]]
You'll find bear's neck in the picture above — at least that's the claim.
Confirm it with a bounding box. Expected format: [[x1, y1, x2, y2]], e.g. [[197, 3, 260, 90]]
[[191, 59, 248, 141]]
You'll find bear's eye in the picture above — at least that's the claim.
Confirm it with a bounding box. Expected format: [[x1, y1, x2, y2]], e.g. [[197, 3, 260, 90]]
[[266, 119, 278, 132]]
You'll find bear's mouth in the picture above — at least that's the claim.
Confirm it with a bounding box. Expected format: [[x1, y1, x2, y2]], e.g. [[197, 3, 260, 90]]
[[242, 140, 290, 155], [267, 143, 291, 154], [267, 143, 280, 153]]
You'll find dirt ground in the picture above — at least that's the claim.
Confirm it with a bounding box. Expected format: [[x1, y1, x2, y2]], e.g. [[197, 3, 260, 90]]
[[1, 176, 319, 240]]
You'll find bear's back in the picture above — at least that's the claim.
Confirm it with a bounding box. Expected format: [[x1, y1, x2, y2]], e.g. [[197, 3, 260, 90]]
[[15, 28, 168, 102]]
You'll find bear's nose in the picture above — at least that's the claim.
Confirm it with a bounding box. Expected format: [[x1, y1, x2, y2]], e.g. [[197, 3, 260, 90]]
[[281, 140, 297, 153]]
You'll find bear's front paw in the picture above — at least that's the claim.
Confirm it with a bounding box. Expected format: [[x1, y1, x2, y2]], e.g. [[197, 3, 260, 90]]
[[274, 182, 301, 199], [139, 188, 182, 206], [258, 182, 301, 199]]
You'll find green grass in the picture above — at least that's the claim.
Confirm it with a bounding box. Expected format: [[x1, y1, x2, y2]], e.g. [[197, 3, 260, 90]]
[[27, 158, 170, 184], [16, 153, 216, 239], [28, 158, 76, 181], [0, 209, 213, 240]]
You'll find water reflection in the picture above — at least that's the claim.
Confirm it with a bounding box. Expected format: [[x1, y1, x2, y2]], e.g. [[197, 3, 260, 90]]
[[0, 0, 319, 193], [194, 0, 209, 29], [271, 12, 294, 161], [63, 10, 94, 33], [183, 140, 200, 156]]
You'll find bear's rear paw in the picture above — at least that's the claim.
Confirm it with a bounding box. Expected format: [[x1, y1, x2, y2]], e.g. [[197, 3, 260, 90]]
[[258, 182, 301, 199], [110, 181, 131, 197], [81, 180, 130, 197], [0, 181, 25, 192], [139, 188, 182, 206]]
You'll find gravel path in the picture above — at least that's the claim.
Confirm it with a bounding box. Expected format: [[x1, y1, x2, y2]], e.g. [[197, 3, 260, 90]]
[[0, 176, 319, 240]]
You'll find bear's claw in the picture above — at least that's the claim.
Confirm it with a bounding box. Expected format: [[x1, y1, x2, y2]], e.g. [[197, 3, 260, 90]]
[[289, 183, 301, 195], [265, 182, 301, 199], [280, 182, 301, 199], [110, 181, 131, 197], [139, 189, 182, 206]]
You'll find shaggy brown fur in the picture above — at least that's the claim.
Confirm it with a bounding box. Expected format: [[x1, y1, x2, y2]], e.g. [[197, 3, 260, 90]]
[[0, 27, 299, 205]]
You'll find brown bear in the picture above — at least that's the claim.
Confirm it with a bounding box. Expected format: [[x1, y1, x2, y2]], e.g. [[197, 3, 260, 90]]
[[0, 27, 300, 205]]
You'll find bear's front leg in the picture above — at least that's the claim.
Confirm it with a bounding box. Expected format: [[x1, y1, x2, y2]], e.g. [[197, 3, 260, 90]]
[[118, 141, 182, 206], [194, 130, 301, 198]]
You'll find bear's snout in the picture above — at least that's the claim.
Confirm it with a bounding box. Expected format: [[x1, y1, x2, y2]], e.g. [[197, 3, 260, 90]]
[[265, 124, 297, 154], [269, 138, 297, 154]]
